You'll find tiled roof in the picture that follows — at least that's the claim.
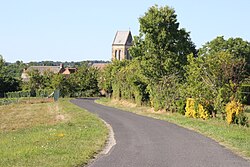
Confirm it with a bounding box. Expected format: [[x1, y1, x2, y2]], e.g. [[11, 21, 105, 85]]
[[92, 63, 109, 70], [27, 66, 62, 74], [62, 67, 77, 74], [113, 31, 132, 45]]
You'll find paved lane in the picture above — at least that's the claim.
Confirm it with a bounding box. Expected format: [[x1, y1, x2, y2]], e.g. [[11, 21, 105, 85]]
[[71, 98, 249, 167]]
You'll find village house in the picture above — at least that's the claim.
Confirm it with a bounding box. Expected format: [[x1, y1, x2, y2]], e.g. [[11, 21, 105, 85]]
[[21, 64, 77, 81], [92, 63, 108, 70], [22, 31, 133, 82]]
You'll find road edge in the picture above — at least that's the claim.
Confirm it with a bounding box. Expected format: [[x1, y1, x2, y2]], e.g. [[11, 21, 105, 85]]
[[99, 119, 116, 155], [86, 118, 116, 167]]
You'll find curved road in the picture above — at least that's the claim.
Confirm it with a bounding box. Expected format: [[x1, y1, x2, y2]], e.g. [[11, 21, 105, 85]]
[[71, 98, 249, 167]]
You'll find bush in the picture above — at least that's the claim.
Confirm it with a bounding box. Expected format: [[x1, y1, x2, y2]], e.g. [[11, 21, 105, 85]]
[[36, 89, 54, 97], [240, 84, 250, 105], [185, 98, 209, 120], [6, 90, 30, 98], [176, 99, 186, 115], [225, 100, 248, 126]]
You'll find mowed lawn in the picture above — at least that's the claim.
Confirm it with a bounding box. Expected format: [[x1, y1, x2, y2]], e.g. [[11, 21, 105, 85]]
[[0, 99, 108, 167], [97, 98, 250, 159]]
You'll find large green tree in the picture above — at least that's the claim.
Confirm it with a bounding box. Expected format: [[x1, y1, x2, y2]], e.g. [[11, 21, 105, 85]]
[[199, 36, 250, 74], [0, 55, 21, 97], [129, 5, 196, 110], [4, 60, 27, 78], [130, 5, 196, 80]]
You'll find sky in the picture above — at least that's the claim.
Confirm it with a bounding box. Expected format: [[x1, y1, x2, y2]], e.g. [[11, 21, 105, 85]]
[[1, 0, 250, 63]]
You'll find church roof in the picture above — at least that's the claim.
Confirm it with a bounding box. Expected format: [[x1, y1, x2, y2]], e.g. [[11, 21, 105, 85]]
[[113, 31, 132, 45]]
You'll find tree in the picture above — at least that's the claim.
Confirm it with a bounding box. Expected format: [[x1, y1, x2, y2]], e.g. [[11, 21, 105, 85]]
[[98, 63, 114, 96], [129, 5, 196, 110], [199, 36, 250, 74], [130, 5, 196, 80], [23, 69, 44, 95], [0, 55, 21, 97], [51, 74, 72, 97], [0, 55, 4, 68], [185, 50, 246, 117], [4, 60, 27, 78], [71, 63, 100, 97], [99, 60, 128, 99]]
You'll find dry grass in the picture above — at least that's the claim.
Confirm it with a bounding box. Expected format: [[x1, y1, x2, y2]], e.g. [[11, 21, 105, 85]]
[[0, 101, 65, 132], [0, 99, 108, 167], [111, 99, 154, 113], [111, 99, 137, 107]]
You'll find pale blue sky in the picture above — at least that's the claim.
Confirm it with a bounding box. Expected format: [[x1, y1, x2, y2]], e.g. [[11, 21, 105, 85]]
[[1, 0, 250, 63]]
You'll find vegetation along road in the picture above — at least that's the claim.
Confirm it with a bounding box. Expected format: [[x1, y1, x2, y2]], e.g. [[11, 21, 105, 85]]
[[71, 98, 250, 167]]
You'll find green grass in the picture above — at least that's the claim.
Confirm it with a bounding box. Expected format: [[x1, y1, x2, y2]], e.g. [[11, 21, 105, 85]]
[[97, 98, 250, 159], [0, 98, 108, 167]]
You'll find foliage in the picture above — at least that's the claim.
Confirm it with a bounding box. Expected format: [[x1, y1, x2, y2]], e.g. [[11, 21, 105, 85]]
[[22, 63, 100, 97], [0, 55, 4, 68], [71, 63, 99, 96], [0, 56, 21, 97], [0, 54, 101, 98], [199, 36, 250, 74], [99, 60, 149, 105], [1, 89, 54, 106], [6, 90, 31, 98], [176, 98, 186, 115], [225, 100, 248, 126], [114, 5, 196, 110], [98, 63, 113, 95], [26, 60, 110, 68], [185, 98, 209, 120], [186, 36, 250, 115], [135, 5, 195, 110], [4, 60, 27, 78], [240, 84, 250, 105], [130, 5, 196, 80], [25, 70, 50, 91], [185, 50, 247, 116], [147, 74, 181, 111], [35, 89, 54, 97]]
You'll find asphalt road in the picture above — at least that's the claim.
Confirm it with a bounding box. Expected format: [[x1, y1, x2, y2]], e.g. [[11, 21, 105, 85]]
[[71, 98, 249, 167]]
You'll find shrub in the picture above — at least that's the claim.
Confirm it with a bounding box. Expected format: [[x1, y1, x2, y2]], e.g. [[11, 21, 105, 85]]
[[176, 99, 186, 115], [185, 98, 209, 120], [225, 100, 248, 126]]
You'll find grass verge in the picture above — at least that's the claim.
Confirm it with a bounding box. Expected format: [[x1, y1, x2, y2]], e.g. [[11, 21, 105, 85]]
[[96, 98, 250, 159], [0, 98, 108, 167]]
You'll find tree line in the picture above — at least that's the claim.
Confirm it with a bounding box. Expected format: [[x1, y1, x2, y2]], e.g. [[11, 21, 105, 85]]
[[98, 5, 250, 126], [0, 56, 101, 98], [1, 5, 249, 125]]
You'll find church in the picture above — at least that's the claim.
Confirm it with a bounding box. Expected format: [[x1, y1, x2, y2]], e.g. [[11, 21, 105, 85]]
[[112, 31, 133, 61]]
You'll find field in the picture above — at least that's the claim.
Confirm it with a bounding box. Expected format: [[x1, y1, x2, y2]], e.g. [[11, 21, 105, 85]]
[[0, 98, 108, 167], [97, 98, 250, 159]]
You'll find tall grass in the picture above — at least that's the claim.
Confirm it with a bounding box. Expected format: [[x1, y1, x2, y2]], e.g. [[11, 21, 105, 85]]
[[0, 99, 108, 167]]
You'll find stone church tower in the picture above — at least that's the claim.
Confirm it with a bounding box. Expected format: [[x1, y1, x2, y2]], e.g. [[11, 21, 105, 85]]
[[112, 31, 133, 61]]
